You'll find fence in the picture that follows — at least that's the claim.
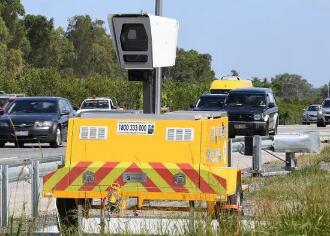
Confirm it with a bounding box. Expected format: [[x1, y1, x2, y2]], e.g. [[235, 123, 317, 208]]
[[0, 155, 63, 227], [229, 131, 320, 175]]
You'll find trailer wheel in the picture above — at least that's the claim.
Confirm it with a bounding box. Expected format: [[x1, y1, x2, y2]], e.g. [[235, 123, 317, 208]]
[[228, 185, 243, 208], [56, 198, 78, 230]]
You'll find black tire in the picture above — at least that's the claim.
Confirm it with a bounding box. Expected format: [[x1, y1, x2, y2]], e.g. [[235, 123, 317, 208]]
[[306, 122, 310, 125], [270, 120, 278, 136], [0, 142, 5, 148], [56, 198, 78, 230], [15, 141, 24, 148], [228, 185, 243, 208], [260, 121, 269, 136], [50, 127, 62, 148], [317, 121, 326, 127]]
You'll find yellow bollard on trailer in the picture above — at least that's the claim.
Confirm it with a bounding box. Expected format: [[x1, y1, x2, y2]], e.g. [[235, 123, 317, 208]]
[[43, 111, 241, 225]]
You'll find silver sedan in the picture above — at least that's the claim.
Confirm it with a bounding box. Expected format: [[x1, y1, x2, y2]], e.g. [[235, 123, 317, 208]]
[[302, 104, 321, 124]]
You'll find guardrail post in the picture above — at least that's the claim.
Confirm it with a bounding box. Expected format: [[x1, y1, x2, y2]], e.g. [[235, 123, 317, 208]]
[[228, 139, 232, 167], [285, 152, 296, 170], [32, 161, 40, 217], [78, 203, 83, 235], [252, 135, 262, 176], [1, 165, 9, 227]]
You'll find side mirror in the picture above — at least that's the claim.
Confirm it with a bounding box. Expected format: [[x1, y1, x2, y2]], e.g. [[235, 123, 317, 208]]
[[190, 104, 195, 109], [268, 102, 275, 108], [61, 110, 70, 115], [73, 106, 79, 111]]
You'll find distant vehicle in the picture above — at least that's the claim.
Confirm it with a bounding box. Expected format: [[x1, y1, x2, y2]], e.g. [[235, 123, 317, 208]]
[[225, 88, 279, 138], [210, 75, 253, 94], [0, 97, 76, 148], [77, 97, 117, 115], [0, 93, 25, 116], [0, 97, 9, 116], [317, 98, 330, 127], [302, 104, 321, 125], [193, 93, 227, 111]]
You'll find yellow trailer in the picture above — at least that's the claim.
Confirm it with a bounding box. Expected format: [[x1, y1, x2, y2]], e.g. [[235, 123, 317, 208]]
[[210, 75, 253, 94], [43, 111, 241, 226]]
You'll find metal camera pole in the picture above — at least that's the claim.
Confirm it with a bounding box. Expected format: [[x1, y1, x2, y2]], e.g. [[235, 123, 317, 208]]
[[154, 0, 163, 114]]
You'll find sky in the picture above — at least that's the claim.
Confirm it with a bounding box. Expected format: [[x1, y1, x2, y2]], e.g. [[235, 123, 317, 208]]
[[21, 0, 330, 88]]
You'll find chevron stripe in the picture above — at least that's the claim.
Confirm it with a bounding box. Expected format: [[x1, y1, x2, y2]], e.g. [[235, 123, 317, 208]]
[[54, 162, 92, 191], [44, 162, 228, 195]]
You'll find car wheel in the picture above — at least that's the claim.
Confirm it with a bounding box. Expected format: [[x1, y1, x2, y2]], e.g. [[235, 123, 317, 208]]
[[0, 142, 5, 148], [56, 198, 78, 230], [50, 127, 62, 148], [270, 126, 277, 135], [306, 122, 310, 125], [15, 141, 25, 148], [260, 121, 269, 136], [317, 121, 325, 127]]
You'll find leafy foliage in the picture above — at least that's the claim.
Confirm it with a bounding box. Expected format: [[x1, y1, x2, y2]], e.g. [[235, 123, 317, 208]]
[[0, 0, 328, 125]]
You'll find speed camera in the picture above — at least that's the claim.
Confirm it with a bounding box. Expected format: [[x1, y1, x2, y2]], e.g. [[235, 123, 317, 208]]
[[109, 14, 179, 69]]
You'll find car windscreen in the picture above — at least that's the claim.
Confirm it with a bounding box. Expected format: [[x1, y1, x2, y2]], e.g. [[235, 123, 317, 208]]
[[7, 100, 58, 114], [196, 96, 225, 109], [308, 105, 320, 111], [81, 100, 109, 109], [323, 100, 330, 108], [226, 93, 266, 107]]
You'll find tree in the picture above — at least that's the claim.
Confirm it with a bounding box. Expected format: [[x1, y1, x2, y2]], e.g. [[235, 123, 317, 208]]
[[66, 15, 115, 76], [271, 73, 313, 100], [6, 48, 23, 75], [165, 49, 215, 82], [251, 77, 271, 88], [0, 16, 9, 44], [0, 0, 29, 51], [23, 15, 75, 69], [24, 15, 53, 66]]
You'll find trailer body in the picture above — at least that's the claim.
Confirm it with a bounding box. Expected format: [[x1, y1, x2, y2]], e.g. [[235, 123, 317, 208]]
[[43, 111, 240, 208]]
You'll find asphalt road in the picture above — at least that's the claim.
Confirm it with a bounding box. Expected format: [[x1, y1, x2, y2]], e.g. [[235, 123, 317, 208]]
[[0, 124, 329, 160]]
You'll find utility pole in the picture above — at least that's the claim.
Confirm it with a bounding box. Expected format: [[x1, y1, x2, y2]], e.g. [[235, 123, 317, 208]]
[[154, 0, 163, 114]]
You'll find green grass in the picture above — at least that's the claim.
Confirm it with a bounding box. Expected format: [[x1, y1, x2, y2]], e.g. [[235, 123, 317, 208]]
[[244, 146, 330, 235], [2, 147, 330, 235]]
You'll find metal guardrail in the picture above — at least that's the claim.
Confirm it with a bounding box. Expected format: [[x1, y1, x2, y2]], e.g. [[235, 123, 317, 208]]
[[229, 131, 321, 175], [0, 131, 323, 227], [0, 155, 63, 227]]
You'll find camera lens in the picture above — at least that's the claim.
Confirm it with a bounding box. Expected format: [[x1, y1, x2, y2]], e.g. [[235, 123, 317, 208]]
[[120, 24, 148, 51]]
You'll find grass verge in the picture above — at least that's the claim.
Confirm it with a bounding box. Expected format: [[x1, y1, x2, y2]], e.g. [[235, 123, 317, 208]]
[[244, 146, 330, 235]]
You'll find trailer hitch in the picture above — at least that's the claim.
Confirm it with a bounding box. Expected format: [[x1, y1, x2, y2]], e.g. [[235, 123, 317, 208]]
[[103, 183, 123, 215]]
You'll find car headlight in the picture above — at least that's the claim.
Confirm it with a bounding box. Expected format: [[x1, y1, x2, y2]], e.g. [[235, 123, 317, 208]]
[[318, 110, 323, 115], [0, 121, 9, 127], [34, 121, 53, 127], [254, 114, 263, 121]]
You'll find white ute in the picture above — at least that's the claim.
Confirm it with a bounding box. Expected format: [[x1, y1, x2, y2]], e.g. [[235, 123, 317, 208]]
[[77, 97, 117, 115]]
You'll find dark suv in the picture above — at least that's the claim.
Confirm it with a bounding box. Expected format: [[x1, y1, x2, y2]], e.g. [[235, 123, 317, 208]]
[[225, 88, 279, 138], [193, 93, 227, 111], [317, 98, 330, 127], [0, 97, 76, 148]]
